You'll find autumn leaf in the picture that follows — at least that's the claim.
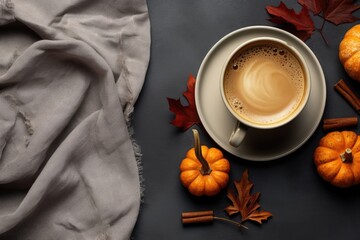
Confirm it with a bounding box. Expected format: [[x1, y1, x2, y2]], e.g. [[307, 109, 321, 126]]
[[322, 0, 360, 25], [167, 74, 201, 131], [266, 1, 315, 41], [267, 0, 360, 43], [298, 0, 326, 15], [299, 0, 360, 25], [225, 169, 272, 224]]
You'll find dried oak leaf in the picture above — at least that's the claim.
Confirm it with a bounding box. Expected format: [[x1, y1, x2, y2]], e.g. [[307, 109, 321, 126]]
[[167, 74, 201, 131], [266, 1, 315, 41], [225, 169, 272, 224]]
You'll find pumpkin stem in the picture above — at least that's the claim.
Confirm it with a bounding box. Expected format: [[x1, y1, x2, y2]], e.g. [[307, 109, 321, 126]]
[[192, 129, 212, 175], [340, 148, 353, 163]]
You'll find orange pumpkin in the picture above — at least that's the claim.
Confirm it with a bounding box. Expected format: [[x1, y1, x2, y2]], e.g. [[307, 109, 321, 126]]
[[339, 24, 360, 81], [314, 131, 360, 187], [180, 129, 230, 196]]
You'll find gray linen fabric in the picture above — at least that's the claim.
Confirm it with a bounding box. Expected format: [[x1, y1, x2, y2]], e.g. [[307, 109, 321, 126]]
[[0, 0, 150, 239]]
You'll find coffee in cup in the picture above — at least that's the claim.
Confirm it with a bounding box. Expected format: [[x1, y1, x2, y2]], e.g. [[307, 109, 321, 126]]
[[220, 37, 310, 147]]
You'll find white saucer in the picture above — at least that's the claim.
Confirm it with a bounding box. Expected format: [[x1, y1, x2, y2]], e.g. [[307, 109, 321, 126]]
[[195, 25, 326, 161]]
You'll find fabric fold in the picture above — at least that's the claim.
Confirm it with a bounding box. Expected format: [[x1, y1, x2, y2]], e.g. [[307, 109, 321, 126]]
[[0, 0, 15, 25], [0, 0, 150, 239]]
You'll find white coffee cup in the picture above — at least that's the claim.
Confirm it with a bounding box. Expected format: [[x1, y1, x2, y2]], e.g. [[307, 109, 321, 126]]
[[220, 37, 311, 147]]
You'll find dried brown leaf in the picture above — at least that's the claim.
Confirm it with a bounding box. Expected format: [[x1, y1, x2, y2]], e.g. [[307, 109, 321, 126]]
[[225, 169, 272, 224]]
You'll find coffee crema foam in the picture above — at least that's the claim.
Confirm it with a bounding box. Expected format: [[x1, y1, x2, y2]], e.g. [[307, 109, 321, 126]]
[[224, 42, 306, 125]]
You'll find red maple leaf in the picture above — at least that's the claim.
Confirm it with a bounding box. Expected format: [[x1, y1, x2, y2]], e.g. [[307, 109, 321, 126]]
[[298, 0, 360, 25], [266, 1, 315, 41], [323, 0, 360, 25], [298, 0, 326, 15], [167, 74, 201, 131]]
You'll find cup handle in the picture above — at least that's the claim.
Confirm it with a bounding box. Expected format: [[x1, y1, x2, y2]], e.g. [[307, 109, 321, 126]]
[[229, 121, 248, 147]]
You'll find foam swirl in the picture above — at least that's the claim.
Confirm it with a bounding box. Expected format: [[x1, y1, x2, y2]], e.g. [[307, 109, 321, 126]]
[[224, 42, 305, 125], [237, 59, 295, 113]]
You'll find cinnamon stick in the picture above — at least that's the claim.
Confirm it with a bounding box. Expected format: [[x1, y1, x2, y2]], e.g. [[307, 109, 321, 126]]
[[323, 117, 358, 131], [334, 79, 360, 114], [181, 210, 214, 225], [181, 210, 214, 219], [182, 215, 214, 224], [181, 210, 248, 229]]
